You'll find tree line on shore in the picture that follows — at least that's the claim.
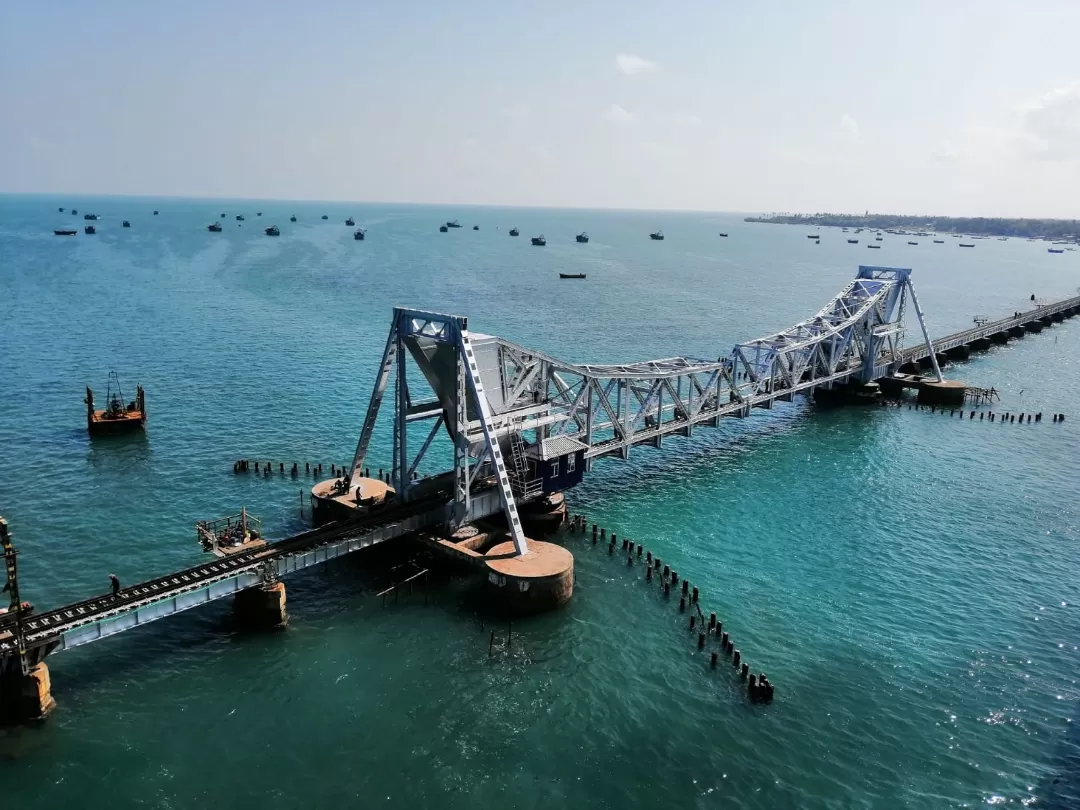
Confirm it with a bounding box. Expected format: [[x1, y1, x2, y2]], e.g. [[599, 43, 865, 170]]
[[744, 213, 1078, 240]]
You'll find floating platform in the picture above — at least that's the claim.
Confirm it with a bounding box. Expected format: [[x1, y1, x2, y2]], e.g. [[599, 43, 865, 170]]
[[85, 374, 146, 436], [310, 476, 394, 525]]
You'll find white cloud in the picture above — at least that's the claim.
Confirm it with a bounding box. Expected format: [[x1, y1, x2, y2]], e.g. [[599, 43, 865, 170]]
[[1016, 80, 1080, 161], [616, 53, 657, 76], [605, 103, 635, 123], [671, 113, 703, 127], [840, 114, 860, 140]]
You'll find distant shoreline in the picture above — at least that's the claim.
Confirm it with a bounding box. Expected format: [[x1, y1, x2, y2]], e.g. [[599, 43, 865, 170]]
[[745, 213, 1079, 240]]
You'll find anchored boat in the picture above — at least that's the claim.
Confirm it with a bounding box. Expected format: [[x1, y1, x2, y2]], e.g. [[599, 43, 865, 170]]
[[208, 222, 223, 232], [290, 215, 297, 222], [650, 229, 665, 240], [83, 213, 99, 220], [576, 232, 589, 243], [345, 217, 355, 226], [84, 225, 96, 234], [559, 273, 586, 279], [439, 224, 449, 233], [531, 235, 546, 246], [265, 225, 280, 236], [54, 229, 77, 236], [354, 229, 366, 240], [122, 220, 130, 228], [446, 220, 462, 228], [236, 214, 245, 221], [847, 239, 858, 244], [473, 225, 479, 230], [509, 227, 520, 237], [85, 372, 146, 436], [1049, 248, 1064, 254]]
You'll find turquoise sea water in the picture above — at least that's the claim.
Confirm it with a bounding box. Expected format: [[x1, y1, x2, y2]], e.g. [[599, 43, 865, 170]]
[[1, 194, 1079, 808]]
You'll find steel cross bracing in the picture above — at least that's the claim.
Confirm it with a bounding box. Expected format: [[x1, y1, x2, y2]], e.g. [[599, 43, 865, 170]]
[[461, 267, 934, 462]]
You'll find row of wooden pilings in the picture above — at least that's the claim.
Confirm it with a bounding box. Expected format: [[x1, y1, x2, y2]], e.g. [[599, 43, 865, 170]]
[[882, 403, 1067, 424], [565, 514, 775, 703], [233, 459, 398, 484]]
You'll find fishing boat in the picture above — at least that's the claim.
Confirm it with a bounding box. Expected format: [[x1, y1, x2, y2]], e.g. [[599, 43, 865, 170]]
[[84, 213, 99, 220], [256, 212, 262, 217], [264, 225, 280, 236], [321, 215, 329, 220], [908, 241, 918, 245], [290, 216, 297, 222], [933, 239, 944, 243], [354, 229, 366, 241], [122, 220, 130, 228], [58, 207, 65, 212], [221, 213, 226, 218], [807, 234, 819, 239], [509, 227, 520, 237], [153, 210, 159, 215], [560, 273, 587, 279], [54, 229, 77, 236], [71, 209, 78, 215], [718, 232, 728, 237], [847, 239, 858, 244], [650, 229, 665, 240], [875, 236, 883, 241], [345, 217, 355, 226], [1048, 248, 1064, 254], [531, 235, 546, 246], [576, 232, 589, 243], [867, 244, 881, 249], [236, 214, 245, 221], [439, 225, 449, 233], [959, 243, 975, 248], [473, 225, 479, 230], [208, 222, 223, 232], [84, 225, 96, 234], [85, 372, 146, 436], [446, 220, 462, 228]]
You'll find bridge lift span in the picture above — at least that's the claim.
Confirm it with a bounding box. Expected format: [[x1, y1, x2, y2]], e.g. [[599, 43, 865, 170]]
[[349, 266, 941, 557]]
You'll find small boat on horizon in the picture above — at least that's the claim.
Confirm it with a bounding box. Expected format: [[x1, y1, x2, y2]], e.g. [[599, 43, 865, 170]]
[[509, 227, 520, 237], [354, 229, 366, 241], [718, 232, 728, 237], [122, 220, 130, 228], [473, 225, 479, 230], [933, 239, 944, 243], [236, 214, 245, 221], [650, 229, 664, 240], [867, 244, 880, 249], [221, 213, 226, 218], [321, 215, 329, 220], [256, 212, 262, 217], [439, 224, 449, 232], [84, 225, 96, 234], [446, 220, 462, 228], [58, 207, 65, 212], [875, 236, 883, 241], [531, 235, 546, 246], [208, 222, 223, 232], [71, 209, 78, 215], [290, 215, 297, 222], [265, 225, 280, 236], [847, 239, 858, 244], [908, 241, 918, 245], [1048, 248, 1064, 254], [153, 210, 159, 215], [54, 229, 77, 236], [576, 232, 589, 243], [560, 273, 586, 279], [807, 234, 819, 239], [959, 243, 975, 248], [345, 217, 355, 226], [84, 213, 99, 220]]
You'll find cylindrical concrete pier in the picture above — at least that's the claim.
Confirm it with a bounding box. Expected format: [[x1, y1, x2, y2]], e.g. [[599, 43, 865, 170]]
[[484, 540, 574, 612]]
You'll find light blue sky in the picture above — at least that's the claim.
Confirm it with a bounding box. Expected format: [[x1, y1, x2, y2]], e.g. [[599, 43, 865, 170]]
[[3, 1, 1079, 216]]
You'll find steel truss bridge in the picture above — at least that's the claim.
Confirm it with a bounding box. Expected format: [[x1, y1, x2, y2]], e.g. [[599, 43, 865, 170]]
[[3, 265, 947, 666], [351, 265, 940, 556]]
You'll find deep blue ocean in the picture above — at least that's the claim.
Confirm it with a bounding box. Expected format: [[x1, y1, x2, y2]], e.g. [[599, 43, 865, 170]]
[[1, 194, 1079, 808]]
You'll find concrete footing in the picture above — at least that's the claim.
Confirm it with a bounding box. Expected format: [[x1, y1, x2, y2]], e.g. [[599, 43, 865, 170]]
[[945, 345, 971, 360], [0, 661, 56, 724], [990, 332, 1009, 344], [917, 379, 967, 406], [484, 540, 573, 613], [1026, 321, 1043, 333], [969, 337, 992, 350], [517, 492, 567, 538], [310, 477, 393, 526], [233, 581, 288, 629]]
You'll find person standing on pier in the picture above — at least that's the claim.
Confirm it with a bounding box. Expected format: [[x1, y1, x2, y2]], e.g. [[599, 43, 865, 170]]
[[109, 573, 120, 597]]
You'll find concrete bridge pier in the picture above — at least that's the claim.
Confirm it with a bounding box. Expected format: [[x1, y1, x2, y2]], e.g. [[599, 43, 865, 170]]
[[0, 659, 55, 725], [991, 331, 1009, 344], [233, 582, 288, 630], [1010, 326, 1027, 337], [1026, 321, 1043, 333], [969, 337, 992, 350], [917, 379, 967, 406], [946, 345, 971, 360]]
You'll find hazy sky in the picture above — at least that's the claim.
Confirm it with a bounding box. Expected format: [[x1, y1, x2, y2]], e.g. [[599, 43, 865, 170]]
[[3, 1, 1080, 216]]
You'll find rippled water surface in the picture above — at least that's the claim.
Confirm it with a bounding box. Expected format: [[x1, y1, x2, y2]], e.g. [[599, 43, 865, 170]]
[[1, 195, 1079, 808]]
